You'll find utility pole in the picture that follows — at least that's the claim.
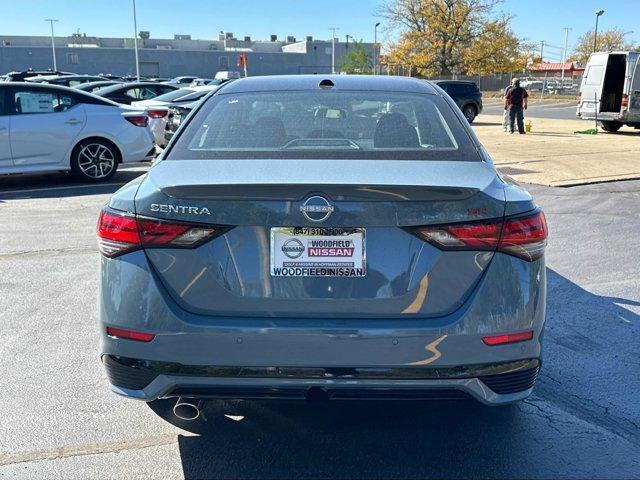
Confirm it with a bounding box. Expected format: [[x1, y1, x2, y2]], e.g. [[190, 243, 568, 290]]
[[539, 40, 545, 62], [561, 27, 571, 83], [329, 27, 339, 74], [374, 22, 381, 75], [132, 0, 140, 81], [45, 19, 59, 71]]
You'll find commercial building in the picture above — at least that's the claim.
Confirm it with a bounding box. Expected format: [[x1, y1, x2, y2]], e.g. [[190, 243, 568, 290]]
[[0, 32, 375, 77]]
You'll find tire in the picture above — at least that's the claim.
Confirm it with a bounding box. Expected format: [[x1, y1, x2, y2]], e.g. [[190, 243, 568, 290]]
[[598, 121, 622, 132], [462, 104, 477, 124], [70, 139, 119, 182]]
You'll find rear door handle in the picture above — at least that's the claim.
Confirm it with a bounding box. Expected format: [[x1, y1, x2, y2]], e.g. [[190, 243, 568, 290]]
[[65, 118, 82, 125]]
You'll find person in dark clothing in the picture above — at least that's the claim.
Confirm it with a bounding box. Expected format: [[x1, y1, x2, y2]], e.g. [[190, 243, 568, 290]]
[[505, 78, 528, 134]]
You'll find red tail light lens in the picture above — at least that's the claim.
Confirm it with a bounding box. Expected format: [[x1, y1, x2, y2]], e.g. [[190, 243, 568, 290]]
[[410, 210, 547, 261], [137, 217, 222, 247], [482, 330, 533, 346], [621, 94, 628, 108], [499, 211, 547, 261], [412, 220, 501, 250], [147, 109, 168, 119], [97, 209, 140, 257], [106, 326, 155, 342], [97, 207, 231, 258], [124, 115, 149, 127]]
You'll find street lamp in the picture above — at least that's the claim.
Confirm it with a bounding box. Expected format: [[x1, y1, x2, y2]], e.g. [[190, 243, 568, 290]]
[[329, 27, 339, 74], [346, 34, 353, 49], [593, 9, 605, 52], [44, 19, 59, 71], [373, 22, 381, 75], [132, 0, 140, 81]]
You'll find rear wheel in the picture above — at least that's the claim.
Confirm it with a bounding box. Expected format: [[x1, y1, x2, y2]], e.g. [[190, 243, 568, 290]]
[[462, 104, 477, 123], [598, 121, 622, 132], [71, 139, 119, 182]]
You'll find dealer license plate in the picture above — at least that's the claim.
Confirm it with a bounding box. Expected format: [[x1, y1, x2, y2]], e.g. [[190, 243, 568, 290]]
[[270, 227, 366, 277]]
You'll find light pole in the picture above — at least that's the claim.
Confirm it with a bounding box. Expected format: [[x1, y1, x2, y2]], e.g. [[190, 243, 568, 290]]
[[593, 9, 605, 52], [374, 22, 380, 75], [560, 27, 571, 83], [329, 27, 339, 74], [132, 0, 140, 81], [44, 19, 59, 71]]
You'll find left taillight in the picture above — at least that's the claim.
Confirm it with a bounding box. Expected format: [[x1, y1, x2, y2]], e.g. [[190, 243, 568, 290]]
[[147, 109, 168, 119], [124, 115, 149, 127], [409, 210, 548, 262], [97, 208, 141, 257], [97, 207, 230, 258]]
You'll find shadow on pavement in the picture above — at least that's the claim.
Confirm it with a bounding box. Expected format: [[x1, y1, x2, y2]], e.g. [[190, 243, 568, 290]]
[[146, 267, 640, 478], [471, 120, 502, 126], [0, 164, 149, 200]]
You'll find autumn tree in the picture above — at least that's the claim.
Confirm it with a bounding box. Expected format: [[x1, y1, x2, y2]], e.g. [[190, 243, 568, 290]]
[[382, 0, 528, 76], [340, 40, 373, 74], [569, 28, 635, 66]]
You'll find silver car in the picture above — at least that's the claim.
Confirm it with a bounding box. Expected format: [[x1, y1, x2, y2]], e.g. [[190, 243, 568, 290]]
[[97, 75, 547, 422]]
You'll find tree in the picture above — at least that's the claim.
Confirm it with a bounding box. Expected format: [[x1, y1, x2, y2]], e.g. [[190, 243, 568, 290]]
[[340, 40, 373, 74], [570, 28, 635, 66], [381, 0, 526, 76]]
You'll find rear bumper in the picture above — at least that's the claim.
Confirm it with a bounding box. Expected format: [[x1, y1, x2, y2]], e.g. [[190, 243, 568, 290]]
[[103, 355, 540, 405], [100, 250, 546, 404]]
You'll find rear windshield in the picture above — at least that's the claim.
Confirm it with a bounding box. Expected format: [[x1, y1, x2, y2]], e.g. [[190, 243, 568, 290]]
[[167, 90, 479, 161]]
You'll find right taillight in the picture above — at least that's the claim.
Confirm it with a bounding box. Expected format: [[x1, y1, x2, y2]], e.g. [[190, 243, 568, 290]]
[[409, 210, 547, 262], [97, 207, 231, 258]]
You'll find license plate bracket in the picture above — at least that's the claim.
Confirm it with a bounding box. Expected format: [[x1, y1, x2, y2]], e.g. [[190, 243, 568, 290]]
[[270, 227, 366, 277]]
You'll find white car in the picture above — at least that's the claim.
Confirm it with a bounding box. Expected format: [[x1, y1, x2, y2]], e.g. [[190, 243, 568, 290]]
[[0, 83, 154, 182], [132, 86, 219, 147]]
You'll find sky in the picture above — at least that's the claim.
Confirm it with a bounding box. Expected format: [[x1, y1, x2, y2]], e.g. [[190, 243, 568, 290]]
[[1, 0, 637, 61]]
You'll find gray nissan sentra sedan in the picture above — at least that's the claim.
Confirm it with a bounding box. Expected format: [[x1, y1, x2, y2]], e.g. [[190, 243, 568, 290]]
[[97, 75, 547, 422]]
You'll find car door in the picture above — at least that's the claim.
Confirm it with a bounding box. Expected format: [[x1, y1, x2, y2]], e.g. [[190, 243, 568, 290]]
[[579, 53, 608, 116], [446, 83, 466, 109], [0, 89, 12, 169], [8, 87, 86, 168], [627, 52, 640, 116]]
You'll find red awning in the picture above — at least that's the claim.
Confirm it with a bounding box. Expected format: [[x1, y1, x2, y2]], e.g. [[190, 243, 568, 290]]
[[530, 62, 585, 73]]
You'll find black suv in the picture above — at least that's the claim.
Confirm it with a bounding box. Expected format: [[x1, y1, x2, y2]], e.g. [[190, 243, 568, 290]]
[[434, 80, 483, 123]]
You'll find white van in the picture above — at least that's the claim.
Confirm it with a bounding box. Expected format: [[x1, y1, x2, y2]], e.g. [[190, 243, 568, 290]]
[[577, 51, 640, 132]]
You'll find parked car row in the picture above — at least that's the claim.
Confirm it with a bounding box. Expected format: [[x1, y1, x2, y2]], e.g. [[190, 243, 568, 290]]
[[0, 82, 155, 181], [131, 85, 220, 147], [521, 78, 580, 94], [0, 71, 232, 182]]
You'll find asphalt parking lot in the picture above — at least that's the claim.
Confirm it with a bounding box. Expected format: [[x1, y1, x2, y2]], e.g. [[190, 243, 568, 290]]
[[482, 98, 578, 120], [0, 168, 638, 479]]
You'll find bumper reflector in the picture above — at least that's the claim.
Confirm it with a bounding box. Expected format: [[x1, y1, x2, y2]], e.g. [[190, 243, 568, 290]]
[[482, 330, 533, 346], [106, 327, 155, 342]]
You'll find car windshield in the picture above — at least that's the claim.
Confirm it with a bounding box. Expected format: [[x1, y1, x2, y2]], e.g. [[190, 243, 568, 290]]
[[151, 88, 196, 102], [168, 90, 478, 161]]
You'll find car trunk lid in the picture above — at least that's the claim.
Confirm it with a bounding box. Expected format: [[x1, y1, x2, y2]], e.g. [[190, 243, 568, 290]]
[[134, 159, 510, 318]]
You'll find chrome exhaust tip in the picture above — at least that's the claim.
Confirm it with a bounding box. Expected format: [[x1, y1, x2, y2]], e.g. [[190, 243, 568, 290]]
[[173, 397, 202, 421]]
